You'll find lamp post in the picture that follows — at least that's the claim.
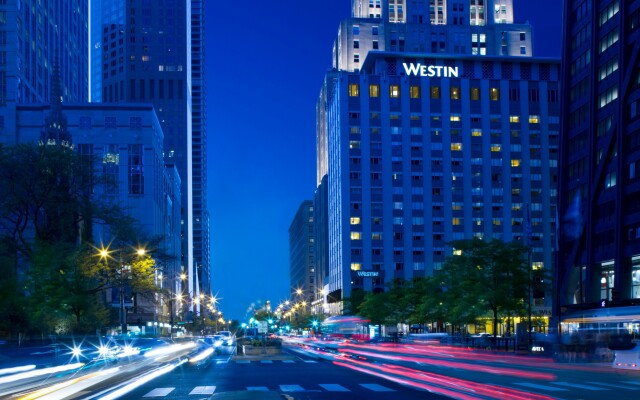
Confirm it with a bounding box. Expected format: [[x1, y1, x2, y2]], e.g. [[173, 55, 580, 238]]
[[99, 246, 147, 336]]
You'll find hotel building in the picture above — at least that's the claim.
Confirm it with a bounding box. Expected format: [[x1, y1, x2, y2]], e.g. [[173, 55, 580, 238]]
[[315, 1, 559, 315], [556, 0, 640, 328]]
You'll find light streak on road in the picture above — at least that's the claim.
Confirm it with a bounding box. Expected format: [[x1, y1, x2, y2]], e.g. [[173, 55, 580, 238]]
[[339, 348, 557, 380], [0, 363, 84, 384], [143, 342, 196, 360], [97, 359, 187, 400], [189, 347, 214, 363], [333, 360, 480, 400], [17, 367, 120, 400], [0, 365, 36, 376], [334, 357, 558, 400]]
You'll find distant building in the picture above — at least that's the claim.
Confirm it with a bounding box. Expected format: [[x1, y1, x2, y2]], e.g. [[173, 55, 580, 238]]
[[289, 200, 316, 305], [88, 0, 210, 305], [12, 102, 182, 331], [312, 176, 331, 314], [555, 0, 640, 327]]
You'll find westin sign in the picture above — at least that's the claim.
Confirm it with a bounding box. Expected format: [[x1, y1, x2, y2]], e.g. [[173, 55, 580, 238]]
[[402, 63, 459, 78]]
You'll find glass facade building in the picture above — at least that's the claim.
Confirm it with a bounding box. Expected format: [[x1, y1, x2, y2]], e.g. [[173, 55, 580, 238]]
[[556, 0, 640, 322]]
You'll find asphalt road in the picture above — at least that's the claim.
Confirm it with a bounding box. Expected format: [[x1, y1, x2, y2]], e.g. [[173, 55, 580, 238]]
[[111, 352, 444, 400]]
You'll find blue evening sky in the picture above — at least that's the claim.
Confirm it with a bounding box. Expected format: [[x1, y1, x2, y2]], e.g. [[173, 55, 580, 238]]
[[205, 0, 563, 321]]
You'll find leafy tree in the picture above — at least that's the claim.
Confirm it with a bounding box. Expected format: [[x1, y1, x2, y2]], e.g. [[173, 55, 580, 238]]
[[440, 239, 530, 338], [343, 288, 366, 315], [0, 143, 162, 337]]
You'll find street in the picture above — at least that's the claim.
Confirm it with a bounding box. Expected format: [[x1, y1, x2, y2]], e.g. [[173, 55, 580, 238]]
[[2, 338, 640, 400]]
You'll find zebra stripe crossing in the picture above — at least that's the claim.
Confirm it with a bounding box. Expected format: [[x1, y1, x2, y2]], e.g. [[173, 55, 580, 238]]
[[140, 379, 640, 397], [513, 380, 640, 392], [141, 382, 397, 397]]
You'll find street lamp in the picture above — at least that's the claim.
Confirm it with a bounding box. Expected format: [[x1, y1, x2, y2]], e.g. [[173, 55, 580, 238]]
[[98, 245, 147, 335]]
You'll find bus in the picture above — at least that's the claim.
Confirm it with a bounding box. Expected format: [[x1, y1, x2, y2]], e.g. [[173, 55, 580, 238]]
[[320, 316, 370, 341]]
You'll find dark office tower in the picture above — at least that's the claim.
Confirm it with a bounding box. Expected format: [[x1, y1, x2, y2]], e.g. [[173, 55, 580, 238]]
[[89, 0, 211, 304], [289, 201, 316, 305], [0, 0, 89, 138], [556, 1, 640, 322]]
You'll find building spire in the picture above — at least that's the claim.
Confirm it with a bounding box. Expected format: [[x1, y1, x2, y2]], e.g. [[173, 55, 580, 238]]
[[40, 25, 72, 148]]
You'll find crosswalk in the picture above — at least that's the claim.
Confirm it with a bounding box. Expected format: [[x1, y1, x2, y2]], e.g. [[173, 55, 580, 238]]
[[142, 383, 397, 397], [140, 379, 640, 397], [512, 380, 640, 392]]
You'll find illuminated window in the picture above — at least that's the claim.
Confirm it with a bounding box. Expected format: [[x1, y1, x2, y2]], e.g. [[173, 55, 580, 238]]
[[511, 159, 521, 167], [490, 87, 500, 101], [472, 129, 482, 137], [450, 115, 461, 122], [141, 55, 149, 62], [410, 85, 421, 99], [351, 232, 362, 240], [350, 217, 361, 225], [532, 262, 544, 270], [510, 115, 520, 123], [372, 232, 383, 240], [390, 85, 400, 98], [450, 87, 460, 100], [491, 144, 501, 152], [470, 87, 480, 100], [349, 83, 360, 97], [349, 140, 361, 149], [452, 218, 462, 225], [529, 115, 540, 124], [369, 84, 380, 97], [453, 249, 463, 256], [451, 143, 462, 151], [430, 86, 440, 99], [351, 263, 362, 271], [493, 219, 502, 226]]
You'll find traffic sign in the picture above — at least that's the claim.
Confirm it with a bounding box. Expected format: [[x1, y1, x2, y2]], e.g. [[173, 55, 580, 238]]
[[258, 321, 268, 333]]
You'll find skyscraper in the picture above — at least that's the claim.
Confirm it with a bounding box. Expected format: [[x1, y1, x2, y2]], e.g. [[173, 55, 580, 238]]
[[316, 0, 559, 316], [0, 0, 89, 136], [556, 0, 640, 324], [332, 0, 532, 73], [289, 201, 316, 305], [89, 0, 210, 307]]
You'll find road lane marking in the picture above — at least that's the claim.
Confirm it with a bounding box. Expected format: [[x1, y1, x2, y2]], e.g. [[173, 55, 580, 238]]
[[247, 386, 269, 391], [143, 387, 175, 397], [282, 360, 295, 363], [514, 383, 568, 391], [261, 360, 273, 364], [360, 383, 395, 392], [216, 360, 228, 364], [319, 384, 350, 392], [235, 360, 250, 364], [280, 385, 306, 392], [303, 360, 317, 363], [587, 382, 640, 390], [623, 381, 640, 385], [552, 382, 609, 390], [189, 386, 216, 395]]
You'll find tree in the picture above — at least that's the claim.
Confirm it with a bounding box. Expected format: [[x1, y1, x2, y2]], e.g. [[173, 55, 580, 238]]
[[440, 239, 530, 338], [0, 143, 162, 337]]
